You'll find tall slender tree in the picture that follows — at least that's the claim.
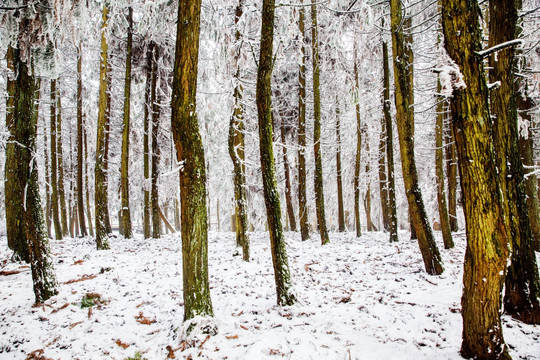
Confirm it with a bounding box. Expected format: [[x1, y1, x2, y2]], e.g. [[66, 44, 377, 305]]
[[50, 79, 62, 240], [84, 125, 94, 237], [171, 0, 214, 322], [256, 0, 297, 306], [363, 125, 374, 231], [151, 52, 162, 239], [441, 0, 512, 357], [389, 2, 442, 273], [143, 43, 154, 240], [354, 56, 362, 237], [120, 6, 134, 238], [335, 96, 345, 232], [382, 36, 398, 243], [228, 0, 249, 260], [297, 0, 310, 242], [95, 4, 111, 250], [487, 0, 540, 325], [310, 3, 329, 245], [56, 87, 69, 237], [76, 46, 87, 236]]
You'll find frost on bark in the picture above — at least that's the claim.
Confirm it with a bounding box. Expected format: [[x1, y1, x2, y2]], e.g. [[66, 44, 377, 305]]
[[382, 37, 398, 243], [390, 1, 442, 273], [487, 0, 540, 325], [143, 43, 154, 240], [363, 125, 374, 232], [171, 0, 214, 321], [84, 126, 94, 237], [435, 77, 453, 249], [120, 7, 133, 239], [151, 50, 162, 240], [13, 46, 58, 303], [256, 0, 296, 306], [95, 4, 111, 250], [56, 83, 68, 237], [5, 46, 30, 261], [297, 0, 310, 242], [354, 56, 362, 237], [335, 96, 345, 232], [76, 46, 87, 236], [310, 3, 329, 245], [441, 0, 512, 357], [228, 0, 249, 261], [50, 79, 62, 240], [281, 116, 297, 233]]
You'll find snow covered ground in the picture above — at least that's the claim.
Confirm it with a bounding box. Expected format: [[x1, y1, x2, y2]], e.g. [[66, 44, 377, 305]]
[[0, 230, 538, 359]]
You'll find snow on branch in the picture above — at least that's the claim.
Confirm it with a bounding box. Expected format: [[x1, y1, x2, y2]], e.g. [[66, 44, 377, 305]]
[[475, 39, 523, 58]]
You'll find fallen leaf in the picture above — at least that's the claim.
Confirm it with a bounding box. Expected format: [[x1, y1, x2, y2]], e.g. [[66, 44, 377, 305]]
[[72, 259, 84, 265], [115, 340, 130, 349], [51, 303, 69, 313], [166, 345, 176, 359], [199, 334, 210, 349], [69, 321, 83, 329], [225, 334, 239, 339], [239, 324, 248, 330], [0, 270, 23, 276], [64, 274, 97, 284], [135, 311, 156, 325]]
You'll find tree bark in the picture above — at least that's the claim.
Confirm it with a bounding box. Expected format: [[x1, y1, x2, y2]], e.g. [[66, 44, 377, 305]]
[[390, 1, 442, 273], [255, 0, 296, 306], [297, 0, 310, 241], [228, 0, 250, 261], [13, 47, 58, 303], [445, 115, 459, 232], [383, 33, 398, 243], [95, 4, 111, 250], [488, 0, 540, 325], [50, 79, 62, 240], [335, 97, 345, 232], [84, 125, 94, 237], [354, 56, 362, 237], [171, 0, 214, 322], [56, 87, 68, 237], [151, 52, 161, 239], [120, 6, 133, 238], [76, 46, 87, 237], [441, 0, 512, 357], [143, 43, 153, 240], [281, 117, 297, 232], [310, 3, 329, 245], [435, 77, 454, 249], [363, 126, 374, 231]]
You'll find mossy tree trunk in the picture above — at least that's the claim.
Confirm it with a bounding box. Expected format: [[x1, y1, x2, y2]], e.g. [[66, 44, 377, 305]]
[[297, 0, 310, 241], [171, 0, 214, 321], [50, 79, 62, 240], [228, 0, 249, 260], [354, 56, 362, 237], [95, 4, 111, 250], [488, 0, 540, 325], [441, 0, 512, 357], [143, 43, 154, 240], [56, 87, 68, 237], [382, 37, 398, 243], [5, 46, 30, 261], [518, 93, 540, 250], [435, 77, 453, 249], [42, 82, 52, 240], [151, 52, 161, 239], [256, 0, 296, 306], [310, 3, 329, 245], [120, 6, 133, 239], [76, 46, 87, 237], [281, 116, 297, 233], [390, 1, 442, 272], [335, 96, 345, 232], [13, 47, 58, 303]]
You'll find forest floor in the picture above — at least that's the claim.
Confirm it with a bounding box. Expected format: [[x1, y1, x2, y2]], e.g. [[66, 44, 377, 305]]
[[0, 230, 539, 360]]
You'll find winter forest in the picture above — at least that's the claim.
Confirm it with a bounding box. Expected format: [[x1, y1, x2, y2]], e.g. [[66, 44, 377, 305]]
[[1, 0, 540, 359]]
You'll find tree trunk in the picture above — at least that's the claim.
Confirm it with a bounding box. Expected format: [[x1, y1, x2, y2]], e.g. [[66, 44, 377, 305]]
[[228, 0, 250, 261], [171, 0, 214, 322], [41, 80, 52, 239], [488, 0, 540, 325], [435, 77, 454, 249], [281, 117, 297, 232], [50, 79, 62, 240], [103, 67, 112, 235], [335, 96, 345, 232], [5, 46, 30, 261], [95, 4, 111, 250], [354, 57, 362, 237], [151, 53, 161, 240], [377, 40, 389, 233], [255, 0, 296, 306], [310, 3, 329, 245], [382, 35, 398, 243], [143, 43, 153, 240], [84, 125, 94, 237], [445, 115, 459, 232], [390, 1, 442, 273], [76, 46, 87, 237], [56, 87, 69, 237], [13, 47, 58, 303], [363, 126, 374, 231], [297, 0, 310, 241], [441, 0, 512, 357], [120, 7, 133, 239], [518, 94, 540, 250]]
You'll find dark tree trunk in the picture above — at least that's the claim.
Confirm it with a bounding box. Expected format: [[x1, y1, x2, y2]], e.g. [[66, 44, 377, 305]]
[[151, 53, 161, 239], [256, 0, 297, 306], [143, 43, 154, 240], [335, 97, 345, 232], [76, 46, 87, 236], [50, 79, 62, 240], [171, 0, 214, 322], [354, 57, 362, 237], [281, 117, 297, 232], [445, 115, 459, 232]]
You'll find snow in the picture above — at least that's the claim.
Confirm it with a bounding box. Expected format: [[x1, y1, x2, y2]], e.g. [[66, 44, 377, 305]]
[[1, 231, 539, 359]]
